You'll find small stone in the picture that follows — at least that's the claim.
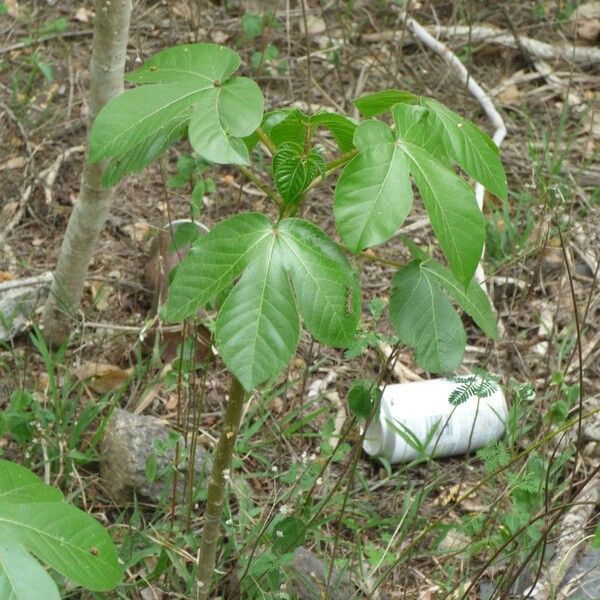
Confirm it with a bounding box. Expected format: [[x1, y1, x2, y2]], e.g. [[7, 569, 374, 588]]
[[100, 409, 211, 503], [290, 547, 354, 600], [0, 272, 52, 342]]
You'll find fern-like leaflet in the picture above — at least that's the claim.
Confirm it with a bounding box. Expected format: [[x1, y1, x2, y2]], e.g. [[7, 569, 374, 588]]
[[447, 370, 500, 406]]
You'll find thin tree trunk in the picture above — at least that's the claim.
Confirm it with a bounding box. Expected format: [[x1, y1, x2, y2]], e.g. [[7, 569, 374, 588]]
[[41, 0, 132, 346], [197, 376, 246, 600]]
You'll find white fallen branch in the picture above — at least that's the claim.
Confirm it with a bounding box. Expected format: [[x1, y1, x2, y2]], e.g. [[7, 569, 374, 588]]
[[526, 470, 600, 599], [361, 23, 600, 65]]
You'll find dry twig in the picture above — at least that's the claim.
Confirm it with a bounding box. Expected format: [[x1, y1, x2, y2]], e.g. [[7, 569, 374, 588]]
[[361, 24, 600, 64]]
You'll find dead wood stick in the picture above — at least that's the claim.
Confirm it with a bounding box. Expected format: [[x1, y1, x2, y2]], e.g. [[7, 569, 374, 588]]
[[361, 24, 600, 64]]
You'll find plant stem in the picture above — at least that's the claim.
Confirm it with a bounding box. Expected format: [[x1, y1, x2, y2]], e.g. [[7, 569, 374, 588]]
[[306, 148, 358, 193], [255, 126, 277, 154], [239, 165, 283, 210], [325, 148, 358, 173], [196, 376, 246, 600]]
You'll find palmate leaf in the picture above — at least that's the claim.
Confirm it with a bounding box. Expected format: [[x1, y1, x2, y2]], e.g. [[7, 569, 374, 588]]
[[422, 98, 507, 200], [335, 118, 484, 285], [0, 503, 121, 592], [389, 260, 466, 372], [309, 111, 357, 152], [164, 213, 360, 389], [334, 139, 412, 252], [419, 260, 498, 339], [0, 459, 62, 504], [246, 108, 357, 153], [272, 142, 326, 204], [0, 460, 121, 593], [402, 239, 498, 339], [353, 89, 418, 117], [353, 88, 507, 199], [397, 140, 485, 286], [216, 238, 300, 389], [0, 542, 60, 600], [89, 44, 264, 182]]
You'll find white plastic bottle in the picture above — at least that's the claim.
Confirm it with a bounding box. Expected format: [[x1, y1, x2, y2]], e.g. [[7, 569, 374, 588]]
[[362, 377, 507, 464]]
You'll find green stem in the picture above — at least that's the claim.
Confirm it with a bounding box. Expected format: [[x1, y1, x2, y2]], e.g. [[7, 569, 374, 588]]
[[239, 165, 283, 210], [196, 376, 246, 600], [306, 148, 358, 193], [255, 126, 277, 154], [325, 148, 358, 173]]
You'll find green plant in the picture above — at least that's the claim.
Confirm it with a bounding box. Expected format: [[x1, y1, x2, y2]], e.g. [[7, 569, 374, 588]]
[[87, 42, 505, 597], [0, 459, 121, 598]]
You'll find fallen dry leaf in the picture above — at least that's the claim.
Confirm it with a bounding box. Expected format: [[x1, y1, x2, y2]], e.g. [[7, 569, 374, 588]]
[[496, 83, 521, 105], [36, 372, 50, 393], [76, 362, 133, 394], [74, 6, 93, 22], [123, 220, 151, 243], [0, 156, 27, 171], [578, 19, 600, 41], [210, 30, 229, 44], [0, 202, 19, 229], [89, 281, 114, 311], [572, 1, 600, 20], [0, 272, 14, 282], [572, 2, 600, 40], [5, 0, 20, 17], [271, 397, 284, 414], [300, 15, 327, 36]]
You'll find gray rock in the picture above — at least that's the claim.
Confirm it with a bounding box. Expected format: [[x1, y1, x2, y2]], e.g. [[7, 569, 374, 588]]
[[0, 272, 52, 342], [100, 408, 210, 504], [289, 547, 355, 600], [565, 546, 600, 599], [478, 546, 600, 599]]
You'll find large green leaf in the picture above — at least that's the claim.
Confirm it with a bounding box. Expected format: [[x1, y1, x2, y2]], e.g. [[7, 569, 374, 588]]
[[309, 111, 357, 152], [0, 502, 121, 591], [188, 77, 264, 165], [0, 460, 62, 504], [125, 43, 240, 85], [419, 260, 498, 340], [391, 103, 446, 161], [278, 219, 360, 347], [268, 109, 308, 148], [397, 140, 484, 286], [252, 109, 357, 153], [353, 89, 418, 117], [216, 238, 300, 390], [402, 241, 498, 340], [353, 120, 394, 151], [163, 213, 272, 322], [389, 261, 466, 372], [272, 142, 325, 204], [421, 98, 507, 199], [0, 542, 60, 600], [334, 126, 413, 252], [165, 214, 360, 389], [101, 112, 189, 186], [90, 82, 202, 163], [89, 43, 264, 178]]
